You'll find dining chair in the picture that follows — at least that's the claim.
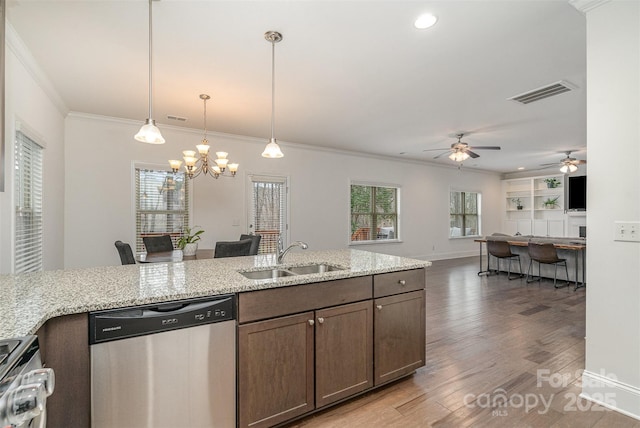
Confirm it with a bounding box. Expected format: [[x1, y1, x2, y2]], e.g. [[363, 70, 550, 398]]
[[526, 242, 569, 288], [487, 240, 522, 280], [214, 239, 253, 258], [143, 235, 174, 253], [240, 234, 262, 256], [114, 241, 136, 265]]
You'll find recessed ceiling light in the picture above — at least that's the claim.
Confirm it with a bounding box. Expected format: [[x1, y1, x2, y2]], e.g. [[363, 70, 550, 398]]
[[517, 167, 525, 170], [414, 13, 438, 30]]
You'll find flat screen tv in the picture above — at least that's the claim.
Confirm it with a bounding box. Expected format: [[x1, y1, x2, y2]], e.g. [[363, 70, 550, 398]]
[[568, 175, 587, 211]]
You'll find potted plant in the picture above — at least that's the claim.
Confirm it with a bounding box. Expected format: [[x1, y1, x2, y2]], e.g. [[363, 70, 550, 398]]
[[177, 226, 204, 256], [544, 177, 561, 188], [543, 196, 560, 209], [511, 198, 524, 210]]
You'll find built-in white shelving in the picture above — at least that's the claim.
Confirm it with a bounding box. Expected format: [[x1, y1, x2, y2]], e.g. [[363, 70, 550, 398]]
[[502, 174, 566, 236]]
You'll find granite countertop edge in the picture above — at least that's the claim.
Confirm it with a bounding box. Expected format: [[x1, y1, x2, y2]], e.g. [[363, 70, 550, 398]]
[[0, 249, 431, 338]]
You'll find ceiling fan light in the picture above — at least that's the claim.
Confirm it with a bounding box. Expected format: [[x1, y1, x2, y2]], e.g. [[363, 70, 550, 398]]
[[449, 151, 469, 162], [262, 138, 284, 158], [414, 13, 438, 29], [569, 164, 578, 173], [135, 119, 165, 144], [560, 164, 568, 173]]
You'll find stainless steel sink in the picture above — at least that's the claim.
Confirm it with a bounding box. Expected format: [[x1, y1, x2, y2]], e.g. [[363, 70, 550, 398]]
[[240, 269, 296, 280], [286, 264, 344, 275], [239, 263, 345, 280]]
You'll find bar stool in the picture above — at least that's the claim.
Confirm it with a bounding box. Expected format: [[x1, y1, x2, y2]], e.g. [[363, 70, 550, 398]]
[[526, 242, 569, 288], [487, 240, 522, 280]]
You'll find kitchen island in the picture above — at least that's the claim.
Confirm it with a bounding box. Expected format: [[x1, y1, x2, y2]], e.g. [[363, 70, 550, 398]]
[[0, 249, 430, 427]]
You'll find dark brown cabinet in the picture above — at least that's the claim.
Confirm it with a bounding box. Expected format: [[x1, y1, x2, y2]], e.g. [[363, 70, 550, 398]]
[[237, 269, 426, 428], [238, 312, 315, 428], [374, 290, 425, 385], [315, 300, 373, 407]]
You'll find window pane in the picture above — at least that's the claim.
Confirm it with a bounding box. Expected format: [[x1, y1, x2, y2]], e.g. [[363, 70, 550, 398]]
[[249, 176, 287, 254], [14, 131, 43, 273], [449, 191, 481, 237], [350, 184, 399, 242], [135, 169, 189, 253]]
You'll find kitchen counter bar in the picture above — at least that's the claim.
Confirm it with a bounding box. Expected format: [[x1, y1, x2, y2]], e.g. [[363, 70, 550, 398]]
[[0, 249, 430, 338]]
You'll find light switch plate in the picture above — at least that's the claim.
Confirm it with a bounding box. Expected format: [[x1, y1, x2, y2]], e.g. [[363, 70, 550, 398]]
[[614, 221, 640, 242]]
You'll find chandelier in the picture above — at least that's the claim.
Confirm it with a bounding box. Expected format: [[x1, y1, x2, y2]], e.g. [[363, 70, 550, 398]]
[[169, 94, 239, 179]]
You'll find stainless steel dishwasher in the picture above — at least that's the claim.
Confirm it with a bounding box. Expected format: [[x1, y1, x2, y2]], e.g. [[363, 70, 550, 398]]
[[89, 295, 235, 428]]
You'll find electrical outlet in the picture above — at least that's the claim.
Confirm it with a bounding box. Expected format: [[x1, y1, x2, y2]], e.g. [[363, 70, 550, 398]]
[[614, 221, 640, 242]]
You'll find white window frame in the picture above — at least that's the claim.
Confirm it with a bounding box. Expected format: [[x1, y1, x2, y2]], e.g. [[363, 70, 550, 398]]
[[349, 180, 401, 245], [14, 129, 44, 273], [449, 189, 482, 239], [134, 163, 191, 253], [247, 174, 289, 254]]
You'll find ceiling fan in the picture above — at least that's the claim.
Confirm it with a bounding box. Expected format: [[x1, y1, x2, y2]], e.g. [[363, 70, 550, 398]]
[[540, 151, 586, 173], [423, 133, 501, 162]]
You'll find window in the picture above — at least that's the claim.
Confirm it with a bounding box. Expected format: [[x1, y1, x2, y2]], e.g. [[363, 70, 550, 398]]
[[135, 168, 189, 253], [248, 175, 288, 254], [450, 190, 481, 238], [350, 184, 399, 243], [14, 131, 44, 273]]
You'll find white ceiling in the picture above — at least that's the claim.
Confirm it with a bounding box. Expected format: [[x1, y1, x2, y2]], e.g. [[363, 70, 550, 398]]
[[7, 0, 587, 174]]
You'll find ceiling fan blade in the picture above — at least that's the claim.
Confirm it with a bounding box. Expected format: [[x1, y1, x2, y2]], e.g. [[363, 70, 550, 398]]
[[423, 148, 449, 152], [540, 162, 561, 167], [433, 151, 452, 159], [574, 159, 587, 165], [466, 150, 480, 159], [470, 146, 501, 150]]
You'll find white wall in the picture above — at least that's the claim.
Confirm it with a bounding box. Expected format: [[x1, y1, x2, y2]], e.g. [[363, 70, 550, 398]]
[[582, 0, 640, 419], [64, 113, 502, 268], [0, 26, 66, 274]]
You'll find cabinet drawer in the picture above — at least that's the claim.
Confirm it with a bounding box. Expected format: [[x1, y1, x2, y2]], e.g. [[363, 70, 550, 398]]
[[373, 269, 425, 298], [239, 276, 372, 323]]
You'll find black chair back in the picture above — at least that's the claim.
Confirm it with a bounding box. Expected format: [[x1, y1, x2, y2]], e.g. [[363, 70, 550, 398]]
[[143, 235, 174, 253], [240, 234, 262, 255], [114, 241, 136, 265], [214, 239, 253, 258]]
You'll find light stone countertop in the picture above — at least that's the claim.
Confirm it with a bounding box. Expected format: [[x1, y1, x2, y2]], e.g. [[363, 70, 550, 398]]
[[0, 249, 430, 339]]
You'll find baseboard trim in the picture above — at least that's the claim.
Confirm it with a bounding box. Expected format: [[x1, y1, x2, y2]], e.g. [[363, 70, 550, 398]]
[[581, 370, 640, 421]]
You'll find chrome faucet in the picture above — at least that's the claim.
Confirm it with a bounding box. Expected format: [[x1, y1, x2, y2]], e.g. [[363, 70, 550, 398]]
[[277, 237, 308, 264]]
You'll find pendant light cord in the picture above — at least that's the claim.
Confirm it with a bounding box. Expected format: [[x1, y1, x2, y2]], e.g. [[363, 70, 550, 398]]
[[270, 39, 276, 140], [203, 97, 208, 140], [148, 0, 153, 119]]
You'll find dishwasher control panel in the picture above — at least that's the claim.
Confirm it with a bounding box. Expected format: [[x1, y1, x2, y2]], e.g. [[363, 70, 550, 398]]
[[89, 295, 235, 344]]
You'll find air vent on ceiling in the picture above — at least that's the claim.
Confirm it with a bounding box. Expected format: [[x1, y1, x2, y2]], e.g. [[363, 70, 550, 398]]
[[508, 80, 576, 105], [167, 115, 187, 122]]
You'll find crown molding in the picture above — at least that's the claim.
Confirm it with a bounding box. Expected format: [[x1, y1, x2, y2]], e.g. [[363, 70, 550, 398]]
[[568, 0, 611, 14]]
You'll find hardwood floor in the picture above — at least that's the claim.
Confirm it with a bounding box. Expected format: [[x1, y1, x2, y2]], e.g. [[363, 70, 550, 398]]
[[285, 256, 640, 428]]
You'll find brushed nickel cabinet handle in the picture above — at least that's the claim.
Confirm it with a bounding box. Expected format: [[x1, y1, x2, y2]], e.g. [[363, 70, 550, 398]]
[[376, 305, 383, 310], [317, 317, 325, 324], [399, 280, 406, 285], [308, 319, 314, 326]]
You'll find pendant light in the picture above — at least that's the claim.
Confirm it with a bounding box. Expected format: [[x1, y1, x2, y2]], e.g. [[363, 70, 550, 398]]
[[262, 31, 284, 158], [135, 0, 165, 144]]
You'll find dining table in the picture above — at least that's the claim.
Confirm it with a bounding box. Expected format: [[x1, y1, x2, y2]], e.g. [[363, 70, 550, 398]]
[[137, 249, 214, 263]]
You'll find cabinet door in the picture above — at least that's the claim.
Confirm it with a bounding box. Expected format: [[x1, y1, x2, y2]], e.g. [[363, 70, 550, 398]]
[[238, 312, 315, 428], [374, 290, 425, 386], [315, 301, 373, 408]]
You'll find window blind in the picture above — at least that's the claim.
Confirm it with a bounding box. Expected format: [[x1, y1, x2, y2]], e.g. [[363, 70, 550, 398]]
[[248, 175, 287, 254], [14, 131, 44, 273], [135, 168, 189, 253]]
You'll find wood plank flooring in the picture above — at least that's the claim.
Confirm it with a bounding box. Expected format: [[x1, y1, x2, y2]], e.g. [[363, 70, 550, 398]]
[[285, 256, 640, 428]]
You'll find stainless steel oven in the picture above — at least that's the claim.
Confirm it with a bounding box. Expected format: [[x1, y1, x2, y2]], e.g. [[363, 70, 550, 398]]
[[0, 335, 55, 428]]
